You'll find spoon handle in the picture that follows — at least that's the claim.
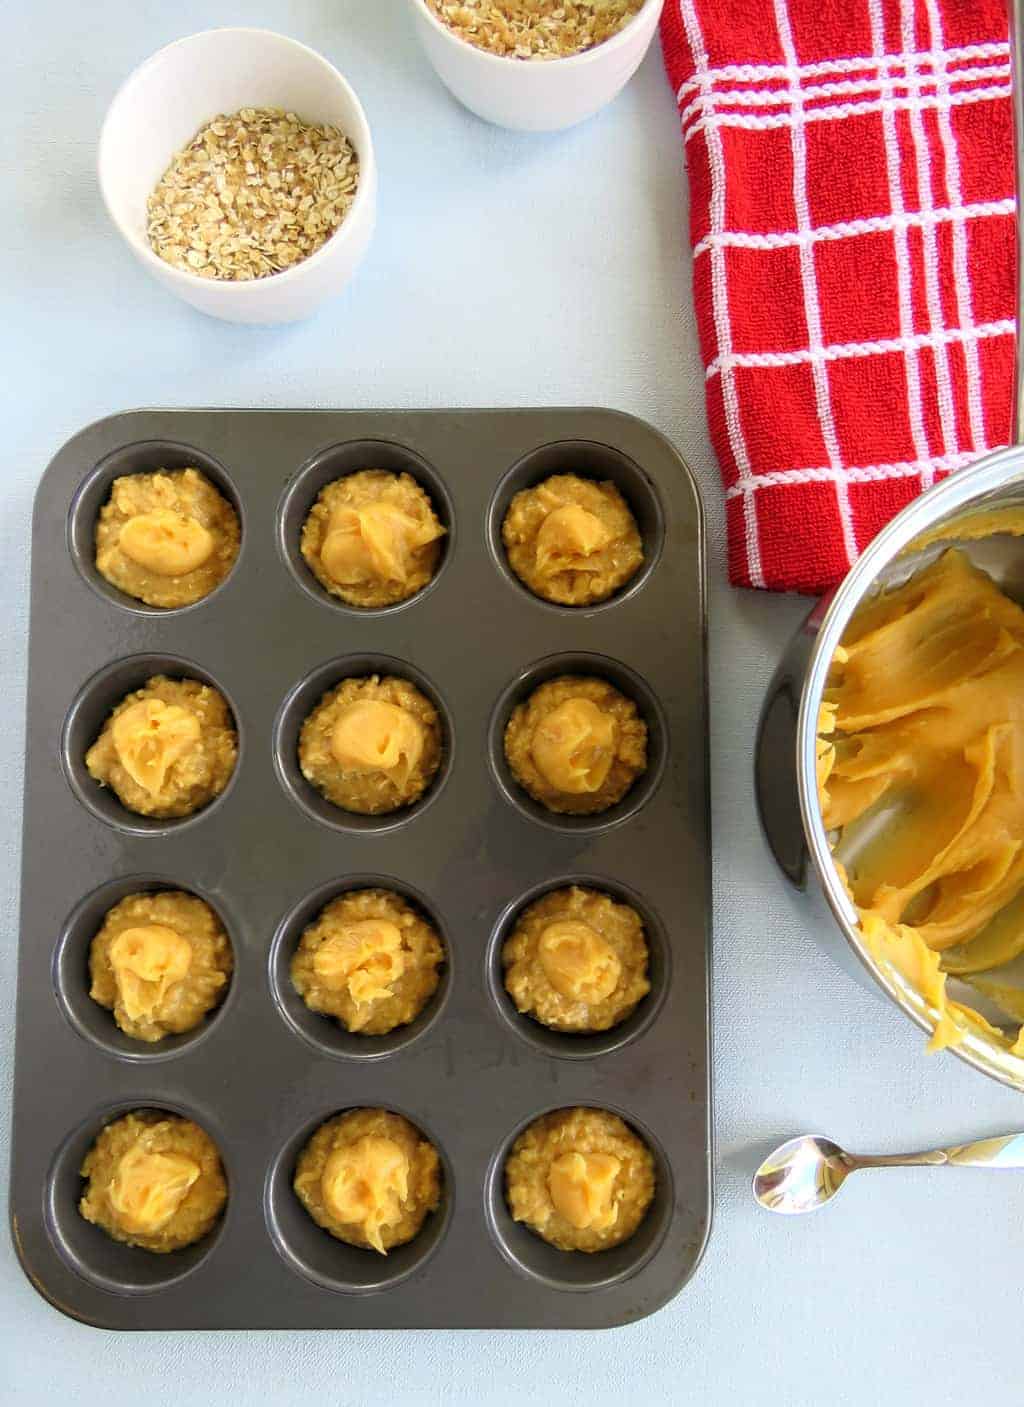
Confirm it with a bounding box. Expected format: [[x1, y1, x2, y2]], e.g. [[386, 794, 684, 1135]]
[[850, 1133, 1024, 1171]]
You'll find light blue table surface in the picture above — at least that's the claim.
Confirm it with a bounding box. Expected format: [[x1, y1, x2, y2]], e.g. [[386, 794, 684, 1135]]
[[3, 3, 1022, 1402]]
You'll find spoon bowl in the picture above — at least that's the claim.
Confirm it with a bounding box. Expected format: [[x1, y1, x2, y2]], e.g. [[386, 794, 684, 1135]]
[[753, 1136, 851, 1215]]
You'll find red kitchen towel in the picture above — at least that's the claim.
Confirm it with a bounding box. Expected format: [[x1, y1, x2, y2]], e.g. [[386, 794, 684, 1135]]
[[660, 0, 1016, 593]]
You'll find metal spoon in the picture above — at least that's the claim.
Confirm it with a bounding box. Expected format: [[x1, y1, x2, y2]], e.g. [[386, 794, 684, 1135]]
[[753, 1133, 1024, 1214]]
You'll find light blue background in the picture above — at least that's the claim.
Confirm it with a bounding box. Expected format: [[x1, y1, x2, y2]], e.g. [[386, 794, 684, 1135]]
[[3, 2, 1021, 1402]]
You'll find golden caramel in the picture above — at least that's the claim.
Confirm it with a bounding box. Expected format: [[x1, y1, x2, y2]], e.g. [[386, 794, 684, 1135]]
[[119, 510, 215, 576], [548, 1151, 621, 1231], [530, 697, 616, 794], [110, 699, 201, 796], [109, 924, 192, 1022], [820, 549, 1024, 1056], [107, 1145, 200, 1235], [538, 921, 622, 1004], [321, 1136, 410, 1254], [330, 700, 425, 787]]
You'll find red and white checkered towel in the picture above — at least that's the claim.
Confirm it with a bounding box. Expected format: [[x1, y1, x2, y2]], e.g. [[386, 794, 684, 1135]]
[[660, 0, 1016, 594]]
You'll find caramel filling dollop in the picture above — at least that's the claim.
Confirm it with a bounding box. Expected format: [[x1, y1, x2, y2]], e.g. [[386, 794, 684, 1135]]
[[548, 1151, 621, 1231], [531, 697, 616, 793], [109, 924, 193, 1020], [313, 918, 407, 1016], [330, 700, 425, 786], [538, 920, 621, 1004], [111, 699, 201, 795], [321, 503, 441, 587], [535, 505, 612, 577], [119, 510, 215, 576], [108, 1145, 201, 1234], [321, 1135, 410, 1254]]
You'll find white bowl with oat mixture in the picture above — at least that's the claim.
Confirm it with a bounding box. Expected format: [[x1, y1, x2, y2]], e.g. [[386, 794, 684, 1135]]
[[408, 0, 664, 132], [98, 28, 377, 324]]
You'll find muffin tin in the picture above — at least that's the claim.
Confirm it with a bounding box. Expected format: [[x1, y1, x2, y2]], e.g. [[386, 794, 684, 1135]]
[[10, 408, 710, 1329]]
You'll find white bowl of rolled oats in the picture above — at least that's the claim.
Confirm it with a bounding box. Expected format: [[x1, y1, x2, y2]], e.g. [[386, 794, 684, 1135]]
[[409, 0, 664, 131], [98, 29, 377, 324]]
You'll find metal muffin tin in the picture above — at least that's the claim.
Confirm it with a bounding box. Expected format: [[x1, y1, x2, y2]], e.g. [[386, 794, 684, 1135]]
[[10, 408, 710, 1330]]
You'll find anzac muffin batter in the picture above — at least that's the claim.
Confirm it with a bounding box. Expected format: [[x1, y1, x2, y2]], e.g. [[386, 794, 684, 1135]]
[[294, 1108, 441, 1254], [504, 675, 647, 815], [94, 468, 239, 609], [85, 675, 237, 820], [89, 891, 232, 1043], [299, 674, 442, 815], [502, 886, 650, 1033], [301, 470, 445, 609], [79, 1111, 227, 1252], [505, 1107, 655, 1252], [502, 474, 643, 606], [291, 888, 444, 1036]]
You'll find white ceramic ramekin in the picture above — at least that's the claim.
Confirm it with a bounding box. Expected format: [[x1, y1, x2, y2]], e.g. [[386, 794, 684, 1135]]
[[407, 0, 665, 132], [98, 28, 377, 325]]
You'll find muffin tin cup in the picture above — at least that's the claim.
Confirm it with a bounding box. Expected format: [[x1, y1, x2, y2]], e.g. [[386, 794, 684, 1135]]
[[44, 1098, 231, 1297], [53, 875, 238, 1064], [483, 1102, 674, 1293], [264, 1104, 454, 1295], [67, 439, 244, 617], [61, 652, 244, 838], [487, 651, 669, 835], [485, 874, 670, 1060], [272, 653, 455, 835], [277, 438, 456, 617], [13, 408, 709, 1331], [268, 874, 452, 1060]]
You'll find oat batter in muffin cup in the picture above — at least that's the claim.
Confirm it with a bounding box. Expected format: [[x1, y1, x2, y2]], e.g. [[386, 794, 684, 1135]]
[[502, 474, 643, 607], [503, 675, 647, 815], [79, 1111, 227, 1253], [502, 885, 650, 1032], [293, 1109, 441, 1254], [291, 888, 444, 1036], [301, 470, 445, 609], [94, 468, 239, 609], [299, 674, 442, 816], [88, 890, 232, 1043], [85, 675, 237, 820], [505, 1107, 655, 1253]]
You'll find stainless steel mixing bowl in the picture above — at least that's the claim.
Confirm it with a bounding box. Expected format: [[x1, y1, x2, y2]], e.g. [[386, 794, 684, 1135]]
[[757, 447, 1024, 1092]]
